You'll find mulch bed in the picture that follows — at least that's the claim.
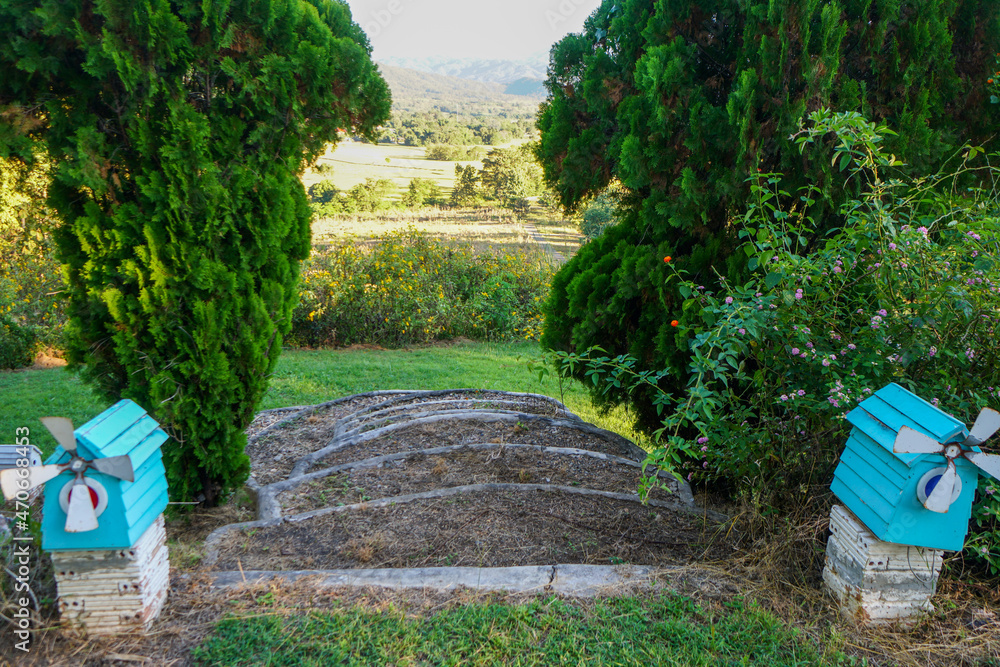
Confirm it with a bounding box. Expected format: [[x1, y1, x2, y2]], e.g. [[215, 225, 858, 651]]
[[247, 395, 388, 485], [311, 418, 629, 471], [214, 489, 730, 571], [279, 445, 675, 515]]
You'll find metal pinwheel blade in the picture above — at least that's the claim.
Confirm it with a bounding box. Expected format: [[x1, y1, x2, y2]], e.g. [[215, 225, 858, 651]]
[[64, 481, 99, 532], [893, 426, 945, 455], [89, 455, 134, 482], [923, 461, 958, 514], [964, 451, 1000, 481], [40, 416, 77, 453], [0, 464, 66, 500], [965, 407, 1000, 447]]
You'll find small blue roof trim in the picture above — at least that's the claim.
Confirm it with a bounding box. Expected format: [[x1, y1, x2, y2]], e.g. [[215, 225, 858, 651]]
[[845, 383, 966, 466], [78, 400, 149, 454], [43, 400, 164, 466]]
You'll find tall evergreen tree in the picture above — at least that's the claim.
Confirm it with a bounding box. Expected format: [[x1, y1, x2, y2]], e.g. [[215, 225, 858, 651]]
[[0, 0, 390, 505], [450, 165, 481, 207], [480, 145, 544, 210], [537, 0, 1000, 430]]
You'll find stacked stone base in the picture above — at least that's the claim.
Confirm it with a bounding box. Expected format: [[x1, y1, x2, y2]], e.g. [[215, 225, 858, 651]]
[[51, 514, 169, 634], [822, 505, 943, 624]]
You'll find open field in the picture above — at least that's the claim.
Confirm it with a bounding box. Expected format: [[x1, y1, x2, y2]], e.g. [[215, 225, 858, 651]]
[[303, 140, 481, 199], [311, 206, 583, 259]]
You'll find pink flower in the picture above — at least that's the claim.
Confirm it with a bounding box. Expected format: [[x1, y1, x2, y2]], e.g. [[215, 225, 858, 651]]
[[700, 446, 708, 452], [738, 328, 746, 335], [797, 390, 805, 396], [697, 437, 708, 444], [725, 296, 733, 305], [791, 347, 800, 355]]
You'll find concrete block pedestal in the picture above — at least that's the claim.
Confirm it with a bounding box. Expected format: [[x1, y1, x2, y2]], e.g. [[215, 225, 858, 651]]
[[51, 514, 169, 634], [822, 505, 943, 625]]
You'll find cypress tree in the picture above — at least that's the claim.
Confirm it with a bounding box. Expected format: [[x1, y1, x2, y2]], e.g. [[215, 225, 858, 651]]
[[537, 0, 1000, 430], [0, 0, 390, 505]]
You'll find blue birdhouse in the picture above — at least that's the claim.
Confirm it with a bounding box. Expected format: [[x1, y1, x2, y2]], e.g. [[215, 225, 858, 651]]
[[831, 383, 999, 552], [39, 400, 169, 551]]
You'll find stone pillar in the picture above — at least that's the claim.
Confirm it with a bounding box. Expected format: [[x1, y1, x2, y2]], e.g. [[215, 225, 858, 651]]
[[51, 514, 169, 634], [822, 505, 943, 625]]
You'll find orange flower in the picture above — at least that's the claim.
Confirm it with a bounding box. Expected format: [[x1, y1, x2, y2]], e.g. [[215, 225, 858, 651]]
[[663, 256, 672, 263], [670, 320, 679, 327], [990, 79, 995, 84]]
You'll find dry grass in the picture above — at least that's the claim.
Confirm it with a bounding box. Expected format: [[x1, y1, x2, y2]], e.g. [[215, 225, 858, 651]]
[[5, 502, 999, 667], [10, 542, 997, 667], [165, 491, 256, 573], [310, 206, 581, 259], [690, 488, 1000, 667], [312, 206, 524, 243], [302, 140, 477, 197]]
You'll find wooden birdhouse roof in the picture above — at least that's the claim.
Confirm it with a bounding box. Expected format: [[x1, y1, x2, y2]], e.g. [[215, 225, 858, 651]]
[[47, 401, 166, 473], [844, 383, 966, 467]]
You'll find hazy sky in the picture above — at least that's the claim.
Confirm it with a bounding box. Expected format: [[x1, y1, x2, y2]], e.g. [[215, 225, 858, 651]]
[[345, 0, 603, 61]]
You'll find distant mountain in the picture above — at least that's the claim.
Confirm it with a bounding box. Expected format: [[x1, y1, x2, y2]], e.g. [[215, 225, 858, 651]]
[[504, 78, 547, 97], [378, 64, 543, 116], [379, 56, 548, 92]]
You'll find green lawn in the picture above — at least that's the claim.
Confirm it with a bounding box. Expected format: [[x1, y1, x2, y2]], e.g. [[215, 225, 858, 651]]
[[191, 595, 854, 666], [0, 341, 640, 457]]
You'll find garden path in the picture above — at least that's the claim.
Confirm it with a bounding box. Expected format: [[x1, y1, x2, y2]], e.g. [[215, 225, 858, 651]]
[[200, 390, 728, 596]]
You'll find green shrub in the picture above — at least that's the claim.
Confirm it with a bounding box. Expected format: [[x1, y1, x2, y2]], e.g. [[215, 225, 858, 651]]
[[402, 178, 443, 208], [309, 180, 340, 204], [553, 110, 1000, 574], [578, 189, 617, 240], [346, 178, 395, 213], [0, 155, 66, 354], [0, 316, 36, 370], [289, 229, 553, 347]]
